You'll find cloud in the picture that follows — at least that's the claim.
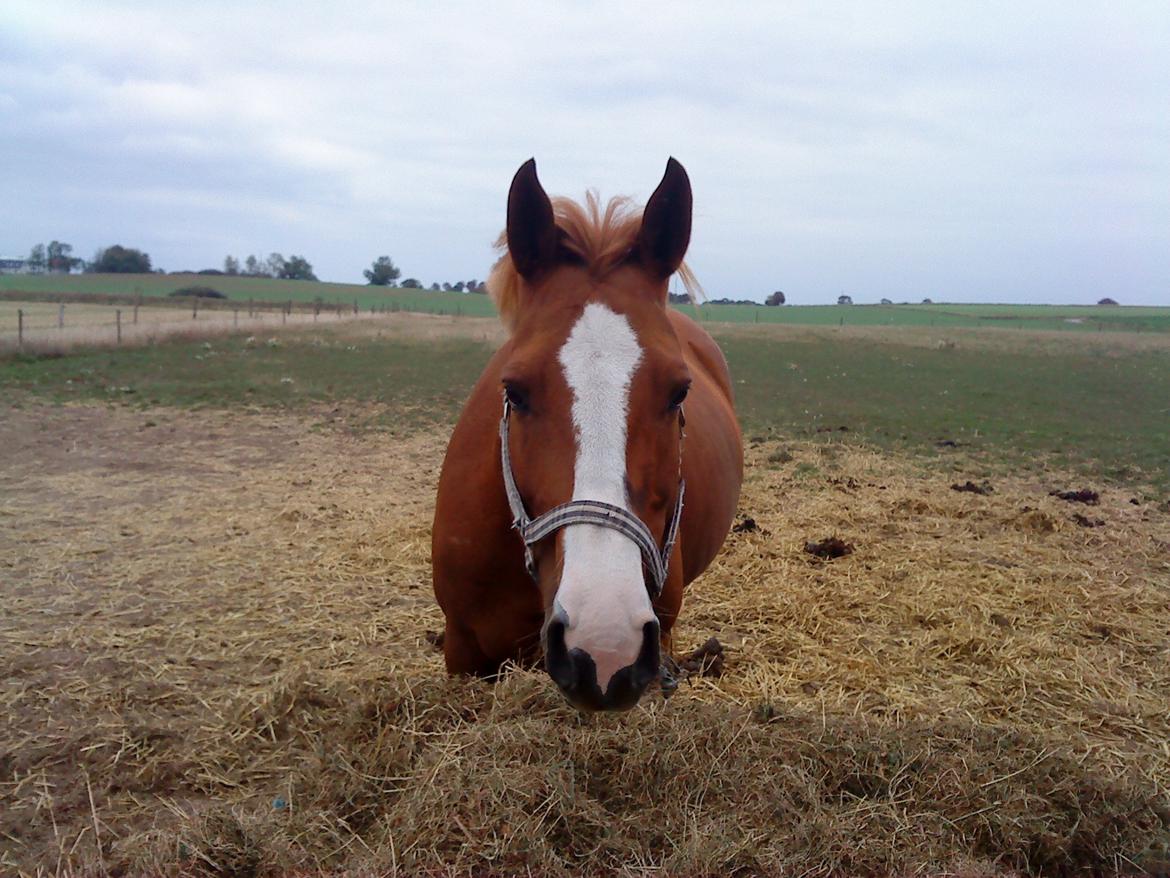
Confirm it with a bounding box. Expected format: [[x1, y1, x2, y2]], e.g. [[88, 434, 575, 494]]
[[1, 0, 1167, 302]]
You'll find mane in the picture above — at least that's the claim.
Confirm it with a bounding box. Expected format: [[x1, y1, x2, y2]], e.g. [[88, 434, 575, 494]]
[[486, 191, 703, 331]]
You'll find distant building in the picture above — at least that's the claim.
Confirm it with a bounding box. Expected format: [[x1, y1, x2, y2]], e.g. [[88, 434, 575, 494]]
[[0, 257, 30, 274]]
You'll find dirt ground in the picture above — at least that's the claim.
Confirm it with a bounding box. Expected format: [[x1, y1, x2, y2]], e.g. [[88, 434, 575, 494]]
[[2, 401, 1169, 876]]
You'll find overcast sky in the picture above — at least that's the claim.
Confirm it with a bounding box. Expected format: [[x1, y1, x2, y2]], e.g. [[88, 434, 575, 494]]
[[2, 2, 1167, 304]]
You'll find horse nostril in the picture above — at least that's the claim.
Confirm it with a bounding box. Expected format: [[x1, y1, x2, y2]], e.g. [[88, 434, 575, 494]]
[[633, 619, 661, 690], [543, 612, 576, 691]]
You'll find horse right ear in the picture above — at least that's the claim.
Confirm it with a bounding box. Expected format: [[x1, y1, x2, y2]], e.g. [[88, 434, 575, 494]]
[[506, 159, 560, 281]]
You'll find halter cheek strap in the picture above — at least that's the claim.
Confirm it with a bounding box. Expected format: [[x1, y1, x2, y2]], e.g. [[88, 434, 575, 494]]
[[499, 396, 685, 601]]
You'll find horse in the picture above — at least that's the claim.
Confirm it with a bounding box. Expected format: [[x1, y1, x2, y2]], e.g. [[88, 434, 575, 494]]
[[431, 158, 743, 711]]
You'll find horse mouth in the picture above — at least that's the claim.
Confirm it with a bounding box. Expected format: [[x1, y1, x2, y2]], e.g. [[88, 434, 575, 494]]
[[543, 616, 660, 711]]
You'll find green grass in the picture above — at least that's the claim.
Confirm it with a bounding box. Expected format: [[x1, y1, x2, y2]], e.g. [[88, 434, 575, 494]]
[[685, 302, 1170, 332], [3, 321, 1168, 491], [3, 273, 1168, 331], [0, 332, 495, 429], [0, 273, 499, 317], [718, 330, 1170, 489]]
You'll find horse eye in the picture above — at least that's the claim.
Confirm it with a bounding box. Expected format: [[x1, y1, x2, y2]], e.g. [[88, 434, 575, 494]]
[[668, 384, 690, 411], [504, 383, 530, 412]]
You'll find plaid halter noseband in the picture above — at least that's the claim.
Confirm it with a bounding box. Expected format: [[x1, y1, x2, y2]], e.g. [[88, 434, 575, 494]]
[[498, 395, 685, 601]]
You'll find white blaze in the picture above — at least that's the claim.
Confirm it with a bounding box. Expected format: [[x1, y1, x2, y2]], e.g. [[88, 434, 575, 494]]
[[555, 302, 655, 694]]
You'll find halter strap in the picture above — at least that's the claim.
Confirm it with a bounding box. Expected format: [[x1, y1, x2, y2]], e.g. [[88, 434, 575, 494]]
[[499, 396, 684, 600]]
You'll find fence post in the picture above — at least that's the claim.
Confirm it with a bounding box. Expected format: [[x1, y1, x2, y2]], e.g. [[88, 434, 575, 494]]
[[248, 298, 254, 318], [17, 308, 23, 348], [234, 308, 239, 326], [136, 294, 142, 324], [193, 299, 198, 320], [116, 309, 122, 345], [58, 303, 65, 328]]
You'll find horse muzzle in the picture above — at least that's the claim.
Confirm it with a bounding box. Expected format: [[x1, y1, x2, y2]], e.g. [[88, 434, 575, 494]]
[[543, 610, 660, 711]]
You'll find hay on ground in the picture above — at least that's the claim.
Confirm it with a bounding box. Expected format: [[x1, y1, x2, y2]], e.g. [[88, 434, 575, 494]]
[[1, 403, 1168, 876]]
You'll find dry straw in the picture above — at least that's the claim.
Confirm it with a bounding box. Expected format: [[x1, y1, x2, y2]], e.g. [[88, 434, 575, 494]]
[[1, 392, 1168, 876]]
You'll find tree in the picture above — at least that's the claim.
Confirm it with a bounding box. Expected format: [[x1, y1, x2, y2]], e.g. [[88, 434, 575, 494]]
[[267, 253, 286, 278], [1097, 297, 1119, 306], [26, 244, 46, 273], [364, 256, 401, 286], [244, 255, 269, 277], [89, 245, 152, 273], [837, 294, 853, 306], [279, 255, 317, 281], [452, 281, 465, 292], [430, 283, 441, 291], [442, 282, 452, 291], [922, 298, 933, 304], [224, 256, 240, 275], [880, 298, 893, 305], [401, 277, 422, 288], [765, 290, 785, 306], [46, 241, 81, 273]]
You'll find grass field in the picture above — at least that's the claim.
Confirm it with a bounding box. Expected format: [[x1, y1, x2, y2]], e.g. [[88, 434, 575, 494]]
[[3, 271, 1169, 332], [2, 315, 1169, 876], [3, 315, 1168, 491]]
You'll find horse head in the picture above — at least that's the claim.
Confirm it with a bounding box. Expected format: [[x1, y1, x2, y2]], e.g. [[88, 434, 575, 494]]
[[489, 158, 695, 710]]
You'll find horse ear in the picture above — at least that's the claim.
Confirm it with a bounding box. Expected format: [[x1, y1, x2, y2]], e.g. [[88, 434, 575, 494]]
[[636, 157, 692, 280], [506, 158, 560, 281]]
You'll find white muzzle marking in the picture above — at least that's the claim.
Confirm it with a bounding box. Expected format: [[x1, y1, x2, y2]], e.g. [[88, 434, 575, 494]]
[[555, 303, 656, 693]]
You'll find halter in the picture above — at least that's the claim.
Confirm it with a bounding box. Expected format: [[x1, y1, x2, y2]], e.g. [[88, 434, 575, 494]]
[[498, 395, 685, 601]]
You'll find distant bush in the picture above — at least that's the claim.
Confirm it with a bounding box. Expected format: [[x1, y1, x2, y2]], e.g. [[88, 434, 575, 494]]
[[89, 244, 152, 274], [169, 286, 227, 299], [837, 295, 853, 306], [1097, 298, 1119, 306], [197, 269, 225, 276], [765, 290, 785, 306]]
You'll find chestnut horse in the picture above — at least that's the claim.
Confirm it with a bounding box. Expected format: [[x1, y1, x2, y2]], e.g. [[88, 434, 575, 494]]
[[432, 158, 742, 711]]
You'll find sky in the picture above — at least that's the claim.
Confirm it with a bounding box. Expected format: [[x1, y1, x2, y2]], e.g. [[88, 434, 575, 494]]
[[1, 1, 1168, 305]]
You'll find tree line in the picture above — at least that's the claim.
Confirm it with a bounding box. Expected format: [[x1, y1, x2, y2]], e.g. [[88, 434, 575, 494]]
[[23, 241, 156, 274], [15, 242, 487, 292]]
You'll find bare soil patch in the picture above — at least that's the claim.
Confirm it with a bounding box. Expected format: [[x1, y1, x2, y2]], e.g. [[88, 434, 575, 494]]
[[2, 403, 1169, 876]]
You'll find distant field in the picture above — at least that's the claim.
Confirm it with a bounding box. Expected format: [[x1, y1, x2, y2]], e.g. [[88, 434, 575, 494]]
[[2, 272, 1168, 331], [4, 315, 1168, 491], [0, 272, 497, 317]]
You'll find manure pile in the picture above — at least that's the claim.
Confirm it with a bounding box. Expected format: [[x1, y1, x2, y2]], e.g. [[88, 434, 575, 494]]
[[1, 404, 1168, 877]]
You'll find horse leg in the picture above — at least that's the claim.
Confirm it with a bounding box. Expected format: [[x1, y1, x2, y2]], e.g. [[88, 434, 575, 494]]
[[443, 605, 546, 679], [442, 620, 500, 678]]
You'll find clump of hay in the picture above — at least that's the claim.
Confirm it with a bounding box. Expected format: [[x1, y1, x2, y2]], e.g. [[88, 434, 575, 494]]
[[2, 405, 1169, 875], [118, 671, 1167, 877]]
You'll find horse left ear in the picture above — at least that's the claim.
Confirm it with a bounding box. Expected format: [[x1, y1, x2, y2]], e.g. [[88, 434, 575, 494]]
[[507, 158, 561, 281], [636, 157, 693, 280]]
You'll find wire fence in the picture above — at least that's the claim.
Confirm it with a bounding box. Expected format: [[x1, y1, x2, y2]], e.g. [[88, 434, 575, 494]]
[[0, 297, 429, 356]]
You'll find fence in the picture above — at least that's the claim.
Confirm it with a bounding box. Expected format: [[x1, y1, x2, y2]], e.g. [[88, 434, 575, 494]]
[[0, 297, 447, 356]]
